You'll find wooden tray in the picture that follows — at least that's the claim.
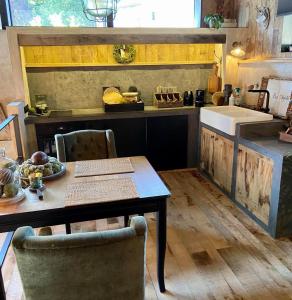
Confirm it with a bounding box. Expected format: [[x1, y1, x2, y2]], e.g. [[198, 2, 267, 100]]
[[154, 93, 183, 108], [104, 102, 144, 112], [279, 131, 292, 143]]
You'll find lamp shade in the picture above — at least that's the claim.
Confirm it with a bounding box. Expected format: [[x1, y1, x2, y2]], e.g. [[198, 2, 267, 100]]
[[81, 0, 117, 22], [230, 42, 246, 57]]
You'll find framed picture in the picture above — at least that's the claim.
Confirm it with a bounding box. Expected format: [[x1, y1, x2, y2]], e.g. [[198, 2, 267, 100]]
[[258, 76, 292, 118]]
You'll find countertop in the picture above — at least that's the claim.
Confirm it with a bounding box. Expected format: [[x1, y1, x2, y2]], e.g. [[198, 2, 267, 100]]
[[238, 120, 292, 158], [25, 105, 199, 125], [241, 136, 292, 157]]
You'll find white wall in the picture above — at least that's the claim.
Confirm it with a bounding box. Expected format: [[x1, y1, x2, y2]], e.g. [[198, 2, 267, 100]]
[[0, 30, 17, 113], [282, 15, 292, 44], [238, 62, 292, 105]]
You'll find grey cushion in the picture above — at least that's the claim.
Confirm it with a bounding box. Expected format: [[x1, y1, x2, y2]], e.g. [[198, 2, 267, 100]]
[[55, 130, 117, 162], [12, 217, 147, 300]]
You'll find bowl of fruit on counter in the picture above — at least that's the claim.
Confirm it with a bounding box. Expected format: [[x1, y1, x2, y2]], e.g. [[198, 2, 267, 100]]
[[20, 151, 65, 182]]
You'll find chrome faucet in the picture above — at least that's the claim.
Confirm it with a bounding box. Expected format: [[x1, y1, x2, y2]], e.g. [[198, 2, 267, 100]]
[[248, 89, 270, 113]]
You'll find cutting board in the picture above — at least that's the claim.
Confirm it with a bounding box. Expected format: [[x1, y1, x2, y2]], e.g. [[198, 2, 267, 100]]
[[0, 104, 11, 141], [208, 65, 221, 94]]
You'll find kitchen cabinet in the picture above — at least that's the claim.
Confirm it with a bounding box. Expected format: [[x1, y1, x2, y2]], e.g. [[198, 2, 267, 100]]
[[147, 116, 188, 170], [235, 144, 273, 225], [34, 114, 192, 171], [103, 118, 146, 157], [200, 127, 234, 194], [35, 121, 87, 156], [199, 120, 292, 237]]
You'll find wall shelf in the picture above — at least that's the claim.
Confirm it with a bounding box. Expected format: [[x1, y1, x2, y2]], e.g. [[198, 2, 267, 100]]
[[238, 58, 292, 65], [25, 61, 217, 68]]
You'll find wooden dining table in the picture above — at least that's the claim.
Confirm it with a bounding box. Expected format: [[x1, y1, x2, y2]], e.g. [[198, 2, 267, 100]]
[[0, 156, 170, 300]]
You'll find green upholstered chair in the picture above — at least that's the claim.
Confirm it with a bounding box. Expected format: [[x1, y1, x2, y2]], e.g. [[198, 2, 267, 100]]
[[12, 216, 147, 300], [55, 129, 124, 232], [55, 129, 117, 163]]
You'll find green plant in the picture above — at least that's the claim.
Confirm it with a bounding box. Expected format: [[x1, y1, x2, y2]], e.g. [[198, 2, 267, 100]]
[[204, 13, 224, 29]]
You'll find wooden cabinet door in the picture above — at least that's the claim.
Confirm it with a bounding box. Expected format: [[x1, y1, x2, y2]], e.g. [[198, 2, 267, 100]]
[[103, 118, 147, 158], [236, 145, 273, 225], [200, 127, 234, 193]]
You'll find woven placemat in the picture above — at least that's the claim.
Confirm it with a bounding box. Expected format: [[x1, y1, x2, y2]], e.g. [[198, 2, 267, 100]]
[[65, 177, 139, 207], [75, 157, 134, 177]]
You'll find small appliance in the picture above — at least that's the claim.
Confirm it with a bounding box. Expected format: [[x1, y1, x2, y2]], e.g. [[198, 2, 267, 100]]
[[195, 89, 205, 107], [183, 91, 194, 106]]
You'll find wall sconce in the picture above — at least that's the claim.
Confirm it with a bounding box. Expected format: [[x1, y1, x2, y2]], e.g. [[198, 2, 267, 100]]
[[230, 42, 246, 57]]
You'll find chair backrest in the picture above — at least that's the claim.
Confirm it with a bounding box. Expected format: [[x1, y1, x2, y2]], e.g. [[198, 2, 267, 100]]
[[55, 129, 117, 162], [12, 217, 147, 300]]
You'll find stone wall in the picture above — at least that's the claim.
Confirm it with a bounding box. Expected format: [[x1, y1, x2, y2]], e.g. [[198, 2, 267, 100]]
[[27, 66, 213, 110]]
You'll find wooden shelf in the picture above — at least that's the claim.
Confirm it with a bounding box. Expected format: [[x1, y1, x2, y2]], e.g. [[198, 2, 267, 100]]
[[25, 61, 217, 68], [238, 58, 292, 65]]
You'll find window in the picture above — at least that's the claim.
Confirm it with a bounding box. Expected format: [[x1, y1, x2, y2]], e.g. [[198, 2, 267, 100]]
[[9, 0, 98, 27], [114, 0, 196, 28], [2, 0, 198, 28]]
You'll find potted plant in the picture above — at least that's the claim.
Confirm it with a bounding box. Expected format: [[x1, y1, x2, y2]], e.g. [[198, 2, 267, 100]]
[[204, 13, 224, 29]]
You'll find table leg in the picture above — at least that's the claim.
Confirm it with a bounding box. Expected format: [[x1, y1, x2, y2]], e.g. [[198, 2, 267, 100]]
[[65, 223, 71, 234], [0, 270, 5, 300], [124, 215, 129, 227], [0, 232, 14, 300], [157, 199, 167, 293]]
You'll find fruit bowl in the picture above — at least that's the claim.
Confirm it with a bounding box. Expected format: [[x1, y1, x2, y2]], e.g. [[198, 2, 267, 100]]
[[19, 153, 66, 182], [0, 189, 25, 205]]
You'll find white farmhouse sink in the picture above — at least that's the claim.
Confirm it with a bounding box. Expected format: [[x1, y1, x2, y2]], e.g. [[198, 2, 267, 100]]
[[200, 106, 273, 136]]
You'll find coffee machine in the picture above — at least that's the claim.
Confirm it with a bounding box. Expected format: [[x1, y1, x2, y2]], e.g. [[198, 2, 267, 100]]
[[183, 91, 194, 106], [195, 89, 205, 107]]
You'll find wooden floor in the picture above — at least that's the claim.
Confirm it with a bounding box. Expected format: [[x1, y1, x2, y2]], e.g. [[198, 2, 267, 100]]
[[3, 169, 292, 300]]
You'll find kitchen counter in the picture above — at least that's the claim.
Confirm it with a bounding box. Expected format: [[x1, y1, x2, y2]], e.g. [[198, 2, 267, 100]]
[[26, 105, 201, 170], [25, 106, 199, 124], [200, 118, 292, 237], [240, 136, 292, 157], [237, 120, 291, 158]]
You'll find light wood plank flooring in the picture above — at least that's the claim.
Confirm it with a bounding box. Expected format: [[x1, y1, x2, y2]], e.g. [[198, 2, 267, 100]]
[[3, 169, 292, 300]]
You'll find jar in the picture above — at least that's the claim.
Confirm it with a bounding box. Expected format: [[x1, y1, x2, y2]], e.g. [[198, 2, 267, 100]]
[[0, 148, 20, 198]]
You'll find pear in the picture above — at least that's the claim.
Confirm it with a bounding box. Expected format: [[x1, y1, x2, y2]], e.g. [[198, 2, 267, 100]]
[[3, 183, 18, 198]]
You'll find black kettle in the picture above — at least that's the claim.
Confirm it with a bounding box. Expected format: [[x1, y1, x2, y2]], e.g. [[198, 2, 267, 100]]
[[183, 91, 194, 106]]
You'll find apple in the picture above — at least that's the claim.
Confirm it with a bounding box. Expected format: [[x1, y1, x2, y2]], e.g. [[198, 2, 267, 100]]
[[31, 151, 49, 165]]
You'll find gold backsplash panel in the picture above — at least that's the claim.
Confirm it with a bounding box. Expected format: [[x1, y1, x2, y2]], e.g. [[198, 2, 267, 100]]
[[22, 44, 217, 67]]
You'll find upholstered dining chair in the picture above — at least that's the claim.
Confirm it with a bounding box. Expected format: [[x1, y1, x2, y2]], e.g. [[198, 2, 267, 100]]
[[12, 216, 147, 300], [54, 129, 129, 232], [55, 129, 117, 163]]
